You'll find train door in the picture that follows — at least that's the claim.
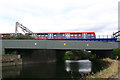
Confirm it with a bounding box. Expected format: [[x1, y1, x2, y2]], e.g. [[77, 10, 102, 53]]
[[68, 33, 70, 38], [48, 34, 53, 39], [74, 34, 77, 38], [65, 33, 70, 39], [82, 33, 87, 39]]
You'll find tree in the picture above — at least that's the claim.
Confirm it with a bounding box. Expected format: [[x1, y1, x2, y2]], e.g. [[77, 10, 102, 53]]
[[113, 48, 120, 60], [64, 50, 96, 60]]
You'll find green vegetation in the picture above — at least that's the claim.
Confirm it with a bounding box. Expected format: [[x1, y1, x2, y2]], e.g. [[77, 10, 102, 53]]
[[2, 35, 36, 40], [11, 51, 17, 55], [64, 50, 96, 60], [6, 50, 18, 55], [64, 50, 119, 79], [113, 48, 120, 60], [87, 58, 118, 78]]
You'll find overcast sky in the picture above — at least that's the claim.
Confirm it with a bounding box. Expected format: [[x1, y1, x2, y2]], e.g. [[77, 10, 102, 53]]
[[0, 0, 119, 37]]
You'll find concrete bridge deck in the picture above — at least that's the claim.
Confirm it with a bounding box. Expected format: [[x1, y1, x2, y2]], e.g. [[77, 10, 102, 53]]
[[0, 40, 119, 54]]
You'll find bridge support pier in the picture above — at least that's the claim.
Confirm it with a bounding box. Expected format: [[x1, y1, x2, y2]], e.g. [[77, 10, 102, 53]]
[[56, 50, 66, 63], [91, 50, 114, 59]]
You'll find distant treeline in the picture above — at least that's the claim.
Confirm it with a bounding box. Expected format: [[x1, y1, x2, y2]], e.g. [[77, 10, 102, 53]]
[[1, 35, 36, 40], [64, 48, 120, 60]]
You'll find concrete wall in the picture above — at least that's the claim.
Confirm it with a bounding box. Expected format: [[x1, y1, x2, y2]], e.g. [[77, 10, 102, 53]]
[[118, 42, 120, 48]]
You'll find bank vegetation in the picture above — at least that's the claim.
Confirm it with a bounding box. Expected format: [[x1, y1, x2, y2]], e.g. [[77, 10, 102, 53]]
[[87, 58, 118, 79], [64, 49, 119, 79]]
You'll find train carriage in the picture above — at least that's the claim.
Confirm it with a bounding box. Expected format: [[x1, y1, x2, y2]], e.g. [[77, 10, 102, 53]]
[[25, 32, 96, 40]]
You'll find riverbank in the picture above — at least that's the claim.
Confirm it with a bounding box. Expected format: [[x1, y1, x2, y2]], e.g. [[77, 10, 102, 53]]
[[115, 61, 120, 79], [87, 58, 118, 79], [2, 54, 22, 66]]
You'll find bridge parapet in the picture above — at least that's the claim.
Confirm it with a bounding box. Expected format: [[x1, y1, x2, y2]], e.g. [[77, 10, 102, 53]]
[[1, 40, 118, 54]]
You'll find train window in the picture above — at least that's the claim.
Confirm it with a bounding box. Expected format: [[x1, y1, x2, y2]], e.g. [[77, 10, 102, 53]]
[[41, 34, 44, 37], [70, 34, 74, 36], [63, 34, 65, 36], [32, 34, 36, 36], [54, 34, 56, 36], [45, 35, 48, 37], [10, 34, 13, 36], [38, 34, 40, 37], [37, 34, 39, 36], [75, 34, 77, 36], [91, 33, 94, 36], [87, 34, 91, 36], [57, 34, 62, 36], [79, 34, 82, 36]]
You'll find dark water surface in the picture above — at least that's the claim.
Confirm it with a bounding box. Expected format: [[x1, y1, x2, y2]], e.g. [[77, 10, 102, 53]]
[[2, 60, 101, 79]]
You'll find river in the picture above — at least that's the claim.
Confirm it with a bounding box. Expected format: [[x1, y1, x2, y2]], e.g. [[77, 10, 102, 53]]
[[2, 60, 102, 79]]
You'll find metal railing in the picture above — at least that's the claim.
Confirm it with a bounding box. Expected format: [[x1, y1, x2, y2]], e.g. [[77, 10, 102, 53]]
[[113, 31, 120, 38], [96, 35, 114, 39]]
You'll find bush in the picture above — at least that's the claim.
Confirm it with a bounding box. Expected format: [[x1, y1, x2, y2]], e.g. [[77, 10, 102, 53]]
[[11, 51, 17, 55], [64, 50, 96, 60], [16, 35, 36, 40], [2, 35, 36, 40], [113, 48, 120, 60]]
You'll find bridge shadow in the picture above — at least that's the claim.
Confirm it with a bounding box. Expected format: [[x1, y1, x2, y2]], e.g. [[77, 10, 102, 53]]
[[5, 49, 114, 64], [5, 49, 67, 64]]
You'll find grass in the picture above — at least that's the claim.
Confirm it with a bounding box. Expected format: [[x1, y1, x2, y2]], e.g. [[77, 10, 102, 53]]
[[118, 60, 120, 78], [87, 58, 118, 78]]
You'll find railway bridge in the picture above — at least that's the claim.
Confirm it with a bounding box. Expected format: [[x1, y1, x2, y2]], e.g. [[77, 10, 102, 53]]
[[0, 40, 119, 63], [0, 40, 119, 54], [0, 31, 120, 63]]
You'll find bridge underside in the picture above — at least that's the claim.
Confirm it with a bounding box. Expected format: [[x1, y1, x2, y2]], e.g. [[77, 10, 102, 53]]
[[5, 49, 66, 64], [4, 49, 114, 64]]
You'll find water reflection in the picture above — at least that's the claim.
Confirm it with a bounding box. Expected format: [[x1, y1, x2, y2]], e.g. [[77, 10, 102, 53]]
[[2, 60, 92, 79], [2, 65, 22, 78], [65, 60, 91, 73]]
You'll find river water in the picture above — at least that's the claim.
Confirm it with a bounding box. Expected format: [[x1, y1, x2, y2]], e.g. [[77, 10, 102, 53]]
[[2, 60, 101, 79]]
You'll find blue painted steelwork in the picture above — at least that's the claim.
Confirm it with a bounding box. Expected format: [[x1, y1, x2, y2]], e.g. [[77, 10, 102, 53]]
[[47, 38, 117, 42]]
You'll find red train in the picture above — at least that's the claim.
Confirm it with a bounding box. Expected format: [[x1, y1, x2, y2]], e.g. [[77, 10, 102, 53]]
[[26, 32, 96, 40], [0, 32, 96, 40]]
